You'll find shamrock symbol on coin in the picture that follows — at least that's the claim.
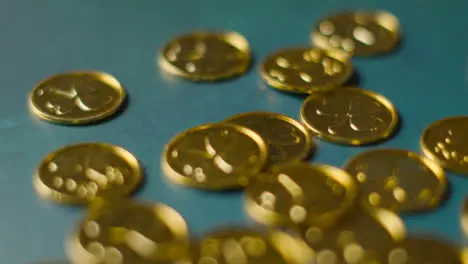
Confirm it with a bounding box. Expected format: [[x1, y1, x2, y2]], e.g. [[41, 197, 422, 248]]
[[316, 95, 386, 135]]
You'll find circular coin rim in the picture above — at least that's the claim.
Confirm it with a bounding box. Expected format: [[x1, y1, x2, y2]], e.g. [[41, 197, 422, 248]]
[[161, 123, 268, 190], [420, 116, 468, 174], [343, 148, 447, 212], [33, 142, 142, 205], [245, 163, 357, 227], [300, 87, 399, 145], [311, 10, 401, 57], [67, 200, 189, 263], [29, 71, 126, 125], [158, 31, 251, 81], [259, 47, 353, 94], [224, 111, 314, 165]]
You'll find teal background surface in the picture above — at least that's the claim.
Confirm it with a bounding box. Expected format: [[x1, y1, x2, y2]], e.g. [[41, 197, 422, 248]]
[[1, 0, 467, 263]]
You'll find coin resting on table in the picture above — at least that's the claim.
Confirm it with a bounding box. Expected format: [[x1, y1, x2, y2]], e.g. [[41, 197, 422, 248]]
[[312, 11, 400, 56], [159, 31, 251, 81], [300, 87, 398, 145], [421, 116, 468, 174], [185, 227, 314, 264], [161, 123, 268, 190], [29, 71, 126, 125], [260, 47, 352, 94], [224, 111, 313, 166], [33, 143, 142, 204], [344, 149, 447, 213], [67, 198, 188, 264], [300, 205, 406, 264], [245, 162, 356, 227]]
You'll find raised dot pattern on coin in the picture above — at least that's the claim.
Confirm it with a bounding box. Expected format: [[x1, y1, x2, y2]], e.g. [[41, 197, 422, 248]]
[[387, 236, 462, 264], [225, 112, 313, 166], [186, 228, 313, 264], [34, 143, 142, 204], [421, 116, 468, 174], [159, 31, 251, 81], [162, 123, 268, 189], [301, 87, 398, 145], [301, 206, 406, 264], [260, 48, 352, 94], [345, 149, 447, 212], [312, 11, 400, 56], [245, 163, 356, 227], [67, 199, 188, 264], [29, 72, 126, 124]]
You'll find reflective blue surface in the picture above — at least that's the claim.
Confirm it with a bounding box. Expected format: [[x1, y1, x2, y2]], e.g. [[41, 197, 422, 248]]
[[1, 0, 467, 263]]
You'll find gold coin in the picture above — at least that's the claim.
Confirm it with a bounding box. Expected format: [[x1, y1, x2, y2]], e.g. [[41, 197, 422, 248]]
[[29, 71, 126, 125], [344, 149, 447, 212], [260, 47, 352, 94], [421, 116, 468, 174], [159, 31, 251, 81], [301, 87, 398, 145], [33, 143, 142, 204], [301, 205, 406, 264], [225, 112, 313, 166], [67, 198, 188, 264], [388, 236, 462, 264], [185, 227, 314, 264], [162, 123, 268, 190], [312, 11, 400, 56], [245, 163, 356, 227], [462, 197, 468, 236]]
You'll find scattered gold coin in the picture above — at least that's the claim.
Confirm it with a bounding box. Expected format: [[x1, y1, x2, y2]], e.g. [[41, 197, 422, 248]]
[[159, 31, 251, 81], [301, 205, 406, 264], [462, 197, 468, 236], [260, 47, 352, 94], [67, 198, 189, 264], [300, 87, 398, 145], [29, 71, 126, 125], [421, 116, 468, 174], [388, 236, 462, 264], [161, 123, 268, 190], [344, 149, 447, 213], [225, 111, 313, 166], [186, 227, 314, 264], [245, 162, 356, 227], [33, 143, 142, 204], [312, 11, 400, 56]]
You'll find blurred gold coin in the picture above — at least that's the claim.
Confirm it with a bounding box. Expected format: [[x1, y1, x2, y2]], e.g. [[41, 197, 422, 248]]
[[421, 116, 468, 174], [184, 227, 314, 264], [388, 236, 462, 264], [33, 143, 142, 204], [462, 197, 468, 235], [162, 123, 268, 190], [159, 31, 251, 81], [300, 87, 398, 145], [225, 112, 313, 166], [67, 198, 189, 264], [260, 47, 352, 94], [245, 163, 356, 227], [312, 11, 400, 56], [29, 71, 126, 125], [301, 205, 406, 264], [344, 149, 447, 212]]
